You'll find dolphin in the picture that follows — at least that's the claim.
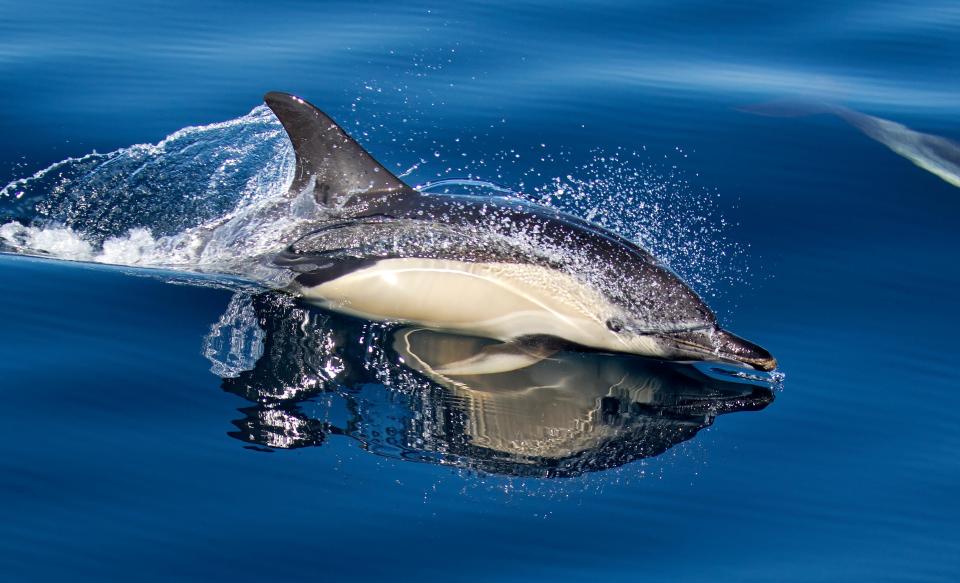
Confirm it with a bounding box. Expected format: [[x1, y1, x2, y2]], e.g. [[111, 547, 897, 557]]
[[743, 100, 960, 188], [835, 107, 960, 188], [263, 92, 777, 372]]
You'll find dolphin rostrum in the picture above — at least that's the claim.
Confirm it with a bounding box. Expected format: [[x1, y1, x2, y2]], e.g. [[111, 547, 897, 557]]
[[264, 92, 776, 372]]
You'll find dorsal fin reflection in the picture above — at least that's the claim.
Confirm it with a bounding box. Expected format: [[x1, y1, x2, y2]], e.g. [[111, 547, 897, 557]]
[[208, 292, 774, 477]]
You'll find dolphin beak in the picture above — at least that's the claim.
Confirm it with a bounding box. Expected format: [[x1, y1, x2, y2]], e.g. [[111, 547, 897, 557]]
[[665, 328, 777, 371], [713, 329, 777, 371]]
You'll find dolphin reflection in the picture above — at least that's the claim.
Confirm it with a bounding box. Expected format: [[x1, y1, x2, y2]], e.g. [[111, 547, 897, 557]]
[[208, 292, 776, 477]]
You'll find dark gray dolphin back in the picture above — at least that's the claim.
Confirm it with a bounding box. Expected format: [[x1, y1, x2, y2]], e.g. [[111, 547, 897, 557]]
[[264, 92, 415, 204], [266, 91, 717, 335]]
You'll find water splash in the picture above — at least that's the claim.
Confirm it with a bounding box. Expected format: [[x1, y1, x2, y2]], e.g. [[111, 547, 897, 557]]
[[0, 106, 303, 281], [529, 149, 743, 300], [2, 106, 288, 242], [413, 147, 744, 301], [204, 293, 266, 379], [1, 106, 743, 298]]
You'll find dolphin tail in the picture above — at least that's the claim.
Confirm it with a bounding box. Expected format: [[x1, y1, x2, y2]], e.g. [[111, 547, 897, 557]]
[[264, 91, 415, 204]]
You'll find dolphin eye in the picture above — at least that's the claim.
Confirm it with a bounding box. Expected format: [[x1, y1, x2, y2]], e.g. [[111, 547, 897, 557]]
[[606, 318, 624, 333]]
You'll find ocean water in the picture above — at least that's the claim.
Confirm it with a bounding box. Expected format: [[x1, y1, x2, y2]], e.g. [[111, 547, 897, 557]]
[[1, 1, 959, 581]]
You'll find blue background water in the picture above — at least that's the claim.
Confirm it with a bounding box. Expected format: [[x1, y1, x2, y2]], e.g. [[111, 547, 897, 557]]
[[2, 1, 959, 581]]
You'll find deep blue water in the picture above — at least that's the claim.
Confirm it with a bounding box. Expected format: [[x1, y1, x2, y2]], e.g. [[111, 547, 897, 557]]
[[2, 1, 960, 581]]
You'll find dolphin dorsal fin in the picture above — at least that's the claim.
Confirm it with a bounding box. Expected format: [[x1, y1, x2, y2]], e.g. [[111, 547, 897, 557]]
[[264, 91, 414, 205]]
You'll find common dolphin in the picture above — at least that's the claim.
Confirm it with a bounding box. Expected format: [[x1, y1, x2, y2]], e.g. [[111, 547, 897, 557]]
[[744, 101, 960, 188], [263, 92, 776, 371]]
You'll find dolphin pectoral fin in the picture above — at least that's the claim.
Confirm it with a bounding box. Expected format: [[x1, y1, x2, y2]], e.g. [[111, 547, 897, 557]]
[[264, 92, 415, 203]]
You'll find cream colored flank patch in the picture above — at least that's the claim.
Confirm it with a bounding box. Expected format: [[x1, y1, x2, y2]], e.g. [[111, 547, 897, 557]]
[[299, 258, 664, 357]]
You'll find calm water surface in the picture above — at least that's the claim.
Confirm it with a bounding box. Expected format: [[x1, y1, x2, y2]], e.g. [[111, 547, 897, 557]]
[[1, 1, 959, 581]]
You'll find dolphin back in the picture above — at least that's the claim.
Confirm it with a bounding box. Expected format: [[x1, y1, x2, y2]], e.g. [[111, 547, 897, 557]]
[[264, 91, 416, 204]]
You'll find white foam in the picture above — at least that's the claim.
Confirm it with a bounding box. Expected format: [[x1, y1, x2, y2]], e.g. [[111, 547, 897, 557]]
[[0, 222, 186, 269], [0, 105, 299, 278], [0, 222, 94, 261], [97, 228, 159, 265]]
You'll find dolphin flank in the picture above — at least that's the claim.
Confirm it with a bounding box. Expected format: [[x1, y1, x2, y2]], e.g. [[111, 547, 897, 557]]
[[264, 91, 776, 372]]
